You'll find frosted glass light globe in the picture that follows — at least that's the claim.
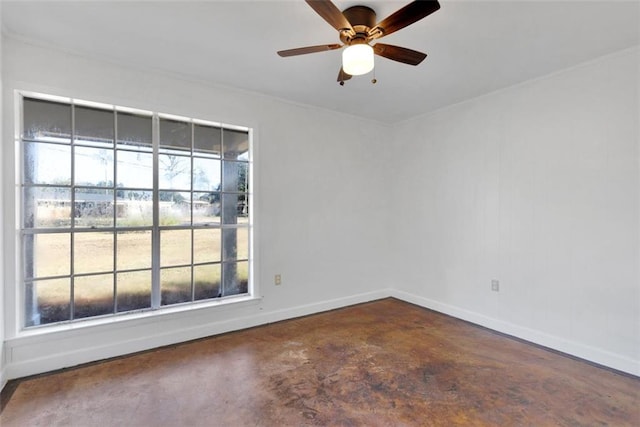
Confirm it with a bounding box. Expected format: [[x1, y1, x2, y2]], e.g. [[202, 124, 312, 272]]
[[342, 44, 374, 76]]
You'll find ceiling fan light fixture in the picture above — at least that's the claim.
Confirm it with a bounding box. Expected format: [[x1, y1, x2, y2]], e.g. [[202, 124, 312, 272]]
[[342, 44, 374, 76]]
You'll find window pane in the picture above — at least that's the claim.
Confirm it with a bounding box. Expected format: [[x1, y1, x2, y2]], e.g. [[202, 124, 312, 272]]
[[193, 228, 221, 263], [222, 160, 248, 192], [194, 124, 221, 156], [116, 190, 153, 227], [223, 129, 249, 160], [23, 98, 71, 142], [159, 154, 190, 190], [26, 278, 70, 326], [222, 193, 248, 224], [194, 264, 221, 301], [159, 191, 191, 226], [117, 150, 152, 189], [24, 233, 70, 279], [74, 232, 113, 274], [74, 188, 114, 228], [24, 187, 72, 228], [222, 227, 249, 261], [117, 270, 151, 312], [193, 157, 221, 191], [161, 267, 192, 305], [74, 273, 114, 319], [222, 261, 248, 296], [22, 95, 252, 327], [160, 119, 191, 151], [161, 229, 191, 267], [192, 192, 220, 225], [117, 112, 152, 148], [237, 227, 250, 260], [117, 231, 152, 270], [24, 142, 71, 185], [74, 146, 114, 186], [75, 106, 114, 147]]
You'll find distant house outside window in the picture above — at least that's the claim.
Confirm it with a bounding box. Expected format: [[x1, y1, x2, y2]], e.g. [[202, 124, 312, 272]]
[[19, 94, 252, 327]]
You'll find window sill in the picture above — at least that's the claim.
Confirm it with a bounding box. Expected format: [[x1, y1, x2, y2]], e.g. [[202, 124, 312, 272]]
[[15, 294, 263, 340]]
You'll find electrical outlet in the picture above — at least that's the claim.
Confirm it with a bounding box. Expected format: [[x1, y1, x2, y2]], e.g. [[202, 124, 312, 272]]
[[491, 279, 500, 292], [275, 274, 282, 286]]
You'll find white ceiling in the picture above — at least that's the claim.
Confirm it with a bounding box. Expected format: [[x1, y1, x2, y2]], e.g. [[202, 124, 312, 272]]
[[2, 0, 639, 123]]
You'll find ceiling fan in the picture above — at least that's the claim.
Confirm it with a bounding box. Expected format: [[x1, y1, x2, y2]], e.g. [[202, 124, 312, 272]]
[[277, 0, 441, 85]]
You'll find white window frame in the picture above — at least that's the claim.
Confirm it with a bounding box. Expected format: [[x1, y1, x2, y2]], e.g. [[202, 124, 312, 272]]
[[16, 91, 254, 330]]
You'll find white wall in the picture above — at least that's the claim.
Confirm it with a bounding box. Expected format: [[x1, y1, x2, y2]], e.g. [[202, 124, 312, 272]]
[[390, 47, 640, 375], [0, 2, 6, 391], [2, 35, 638, 385], [1, 37, 394, 380]]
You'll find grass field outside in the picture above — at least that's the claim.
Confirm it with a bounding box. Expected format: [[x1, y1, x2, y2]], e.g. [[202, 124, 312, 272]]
[[28, 227, 249, 325]]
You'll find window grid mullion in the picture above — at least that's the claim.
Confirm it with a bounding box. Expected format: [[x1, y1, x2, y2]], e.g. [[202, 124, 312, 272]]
[[70, 102, 76, 320], [113, 108, 119, 313], [151, 114, 161, 309], [219, 128, 225, 297], [190, 123, 196, 302]]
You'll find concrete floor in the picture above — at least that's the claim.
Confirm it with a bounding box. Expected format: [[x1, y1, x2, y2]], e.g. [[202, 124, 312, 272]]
[[1, 298, 639, 426]]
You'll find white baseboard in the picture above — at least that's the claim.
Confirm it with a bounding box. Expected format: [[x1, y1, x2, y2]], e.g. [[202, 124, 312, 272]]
[[4, 289, 390, 381], [391, 289, 640, 377], [0, 365, 6, 393], [1, 343, 7, 393], [4, 288, 638, 385]]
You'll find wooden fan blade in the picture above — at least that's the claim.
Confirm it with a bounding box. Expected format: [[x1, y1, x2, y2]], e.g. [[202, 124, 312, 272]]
[[369, 0, 440, 39], [277, 44, 342, 57], [337, 67, 353, 82], [305, 0, 354, 33], [373, 43, 427, 65]]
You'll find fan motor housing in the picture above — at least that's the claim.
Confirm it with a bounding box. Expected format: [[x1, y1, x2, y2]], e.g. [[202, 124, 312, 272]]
[[343, 5, 376, 28], [340, 6, 376, 44]]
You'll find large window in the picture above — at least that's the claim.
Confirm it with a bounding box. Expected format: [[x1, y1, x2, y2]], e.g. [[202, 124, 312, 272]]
[[20, 94, 252, 327]]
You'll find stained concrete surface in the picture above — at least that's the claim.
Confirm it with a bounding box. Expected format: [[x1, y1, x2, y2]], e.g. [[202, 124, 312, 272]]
[[1, 298, 639, 426]]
